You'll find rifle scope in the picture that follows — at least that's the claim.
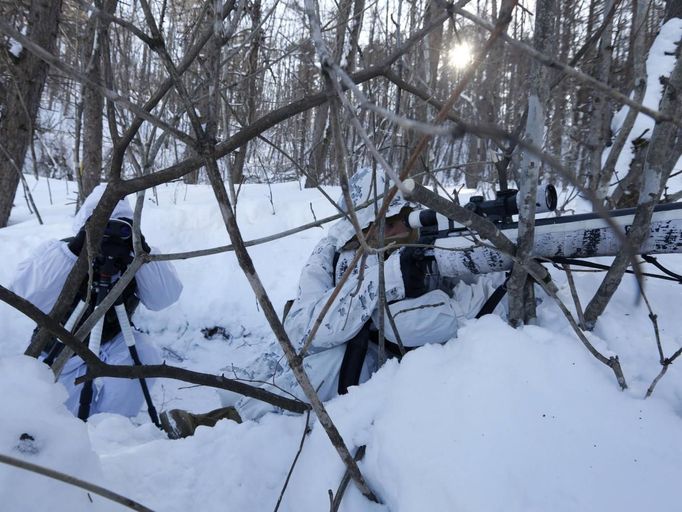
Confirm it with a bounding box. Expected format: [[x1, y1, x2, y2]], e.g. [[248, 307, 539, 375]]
[[407, 184, 557, 229]]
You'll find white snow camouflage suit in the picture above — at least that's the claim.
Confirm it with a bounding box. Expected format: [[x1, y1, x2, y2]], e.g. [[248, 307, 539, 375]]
[[11, 185, 183, 418], [235, 169, 496, 420]]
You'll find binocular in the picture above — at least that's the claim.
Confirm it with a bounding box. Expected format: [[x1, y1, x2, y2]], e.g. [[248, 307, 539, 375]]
[[104, 218, 133, 240]]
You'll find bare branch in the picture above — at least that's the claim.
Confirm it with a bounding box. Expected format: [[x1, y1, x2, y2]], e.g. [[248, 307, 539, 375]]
[[0, 454, 154, 512], [273, 411, 311, 512], [562, 263, 586, 330], [0, 20, 196, 147], [76, 363, 309, 413], [450, 4, 680, 127]]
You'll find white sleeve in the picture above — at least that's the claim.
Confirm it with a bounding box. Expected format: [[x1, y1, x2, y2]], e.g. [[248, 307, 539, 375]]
[[134, 247, 183, 311], [375, 290, 459, 347], [451, 274, 506, 320], [284, 237, 405, 353], [10, 240, 77, 314]]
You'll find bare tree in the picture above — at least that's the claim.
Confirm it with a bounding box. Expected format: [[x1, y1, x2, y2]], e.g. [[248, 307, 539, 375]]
[[506, 0, 556, 326], [583, 51, 682, 329], [599, 0, 651, 207], [78, 0, 118, 201], [584, 0, 615, 195], [0, 0, 62, 228]]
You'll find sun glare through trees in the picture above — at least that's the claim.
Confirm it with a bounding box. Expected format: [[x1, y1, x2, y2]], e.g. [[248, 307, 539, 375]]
[[448, 41, 474, 69]]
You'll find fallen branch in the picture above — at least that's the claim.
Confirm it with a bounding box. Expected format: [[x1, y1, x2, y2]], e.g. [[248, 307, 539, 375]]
[[76, 363, 309, 414], [0, 453, 153, 512]]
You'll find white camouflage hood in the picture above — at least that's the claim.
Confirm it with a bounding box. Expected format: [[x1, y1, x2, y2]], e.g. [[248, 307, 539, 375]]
[[72, 184, 134, 234], [328, 168, 413, 250]]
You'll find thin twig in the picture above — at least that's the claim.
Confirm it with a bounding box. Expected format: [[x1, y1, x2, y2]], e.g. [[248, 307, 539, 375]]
[[0, 143, 43, 224], [330, 445, 367, 512], [273, 411, 311, 512], [639, 285, 664, 364], [562, 263, 586, 330], [451, 4, 679, 127], [646, 345, 682, 398], [0, 453, 154, 512]]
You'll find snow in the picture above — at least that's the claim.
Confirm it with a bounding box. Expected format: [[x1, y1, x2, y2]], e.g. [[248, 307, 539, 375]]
[[2, 177, 682, 512], [9, 38, 22, 59], [0, 356, 111, 510]]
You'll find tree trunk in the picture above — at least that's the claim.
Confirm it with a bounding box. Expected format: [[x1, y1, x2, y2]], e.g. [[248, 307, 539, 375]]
[[547, 0, 575, 165], [583, 52, 682, 330], [304, 0, 354, 188], [599, 0, 649, 206], [0, 0, 63, 228], [402, 0, 443, 184], [585, 0, 615, 197], [664, 0, 682, 23], [231, 0, 262, 185], [80, 0, 117, 200], [507, 0, 556, 326], [80, 19, 103, 199]]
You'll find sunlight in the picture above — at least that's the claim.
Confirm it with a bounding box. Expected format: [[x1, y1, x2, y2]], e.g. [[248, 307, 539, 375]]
[[448, 42, 474, 70]]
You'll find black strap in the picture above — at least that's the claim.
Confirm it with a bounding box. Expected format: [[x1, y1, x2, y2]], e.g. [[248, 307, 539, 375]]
[[475, 274, 510, 319], [553, 257, 682, 283], [337, 323, 370, 395], [640, 254, 682, 283], [368, 328, 408, 359], [332, 251, 341, 286]]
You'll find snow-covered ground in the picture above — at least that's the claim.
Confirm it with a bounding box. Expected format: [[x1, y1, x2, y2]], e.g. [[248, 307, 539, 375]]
[[1, 176, 682, 511]]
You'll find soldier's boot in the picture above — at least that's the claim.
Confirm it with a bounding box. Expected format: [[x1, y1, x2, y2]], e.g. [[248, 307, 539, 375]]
[[160, 406, 242, 440]]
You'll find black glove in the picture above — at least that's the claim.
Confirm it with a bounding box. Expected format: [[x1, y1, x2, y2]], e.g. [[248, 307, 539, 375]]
[[67, 229, 87, 256], [400, 246, 429, 298], [140, 233, 151, 254], [100, 237, 134, 272]]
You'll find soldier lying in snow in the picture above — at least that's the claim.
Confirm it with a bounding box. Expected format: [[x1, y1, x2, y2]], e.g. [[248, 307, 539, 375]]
[[161, 169, 499, 438]]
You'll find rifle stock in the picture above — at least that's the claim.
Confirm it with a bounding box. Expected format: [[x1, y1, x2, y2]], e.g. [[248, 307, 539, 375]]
[[428, 202, 682, 279]]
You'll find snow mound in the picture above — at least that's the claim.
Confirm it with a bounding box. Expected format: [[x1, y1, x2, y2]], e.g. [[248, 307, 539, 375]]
[[0, 356, 120, 511]]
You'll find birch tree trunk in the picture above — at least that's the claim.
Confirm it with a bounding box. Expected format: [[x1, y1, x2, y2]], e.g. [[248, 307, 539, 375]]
[[599, 0, 650, 206], [583, 52, 682, 330], [507, 0, 555, 326]]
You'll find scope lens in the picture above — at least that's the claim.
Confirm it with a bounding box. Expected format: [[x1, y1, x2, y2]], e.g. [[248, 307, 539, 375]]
[[545, 184, 557, 211]]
